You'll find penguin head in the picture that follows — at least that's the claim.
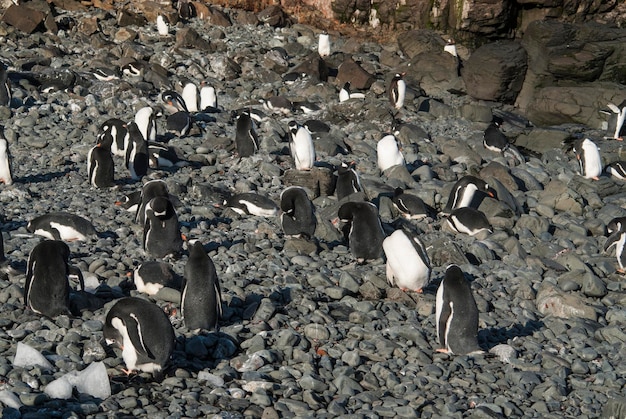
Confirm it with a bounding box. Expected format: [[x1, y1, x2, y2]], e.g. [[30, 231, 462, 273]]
[[147, 196, 171, 218], [103, 316, 124, 349], [288, 120, 299, 135]]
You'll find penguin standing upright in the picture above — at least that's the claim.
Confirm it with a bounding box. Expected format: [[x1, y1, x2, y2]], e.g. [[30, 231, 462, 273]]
[[126, 122, 149, 181], [604, 218, 626, 272], [97, 118, 129, 157], [136, 179, 169, 225], [182, 82, 199, 113], [27, 212, 98, 242], [87, 144, 114, 188], [103, 297, 175, 375], [440, 175, 494, 216], [156, 14, 169, 36], [280, 186, 317, 238], [134, 106, 157, 142], [605, 100, 626, 140], [0, 126, 13, 185], [337, 201, 385, 262], [336, 161, 362, 200], [24, 240, 83, 318], [288, 120, 315, 171], [0, 64, 10, 107], [235, 111, 259, 158], [574, 138, 602, 180], [383, 227, 431, 293], [388, 73, 406, 110], [200, 84, 217, 111], [143, 196, 183, 258], [318, 31, 330, 57], [182, 241, 222, 331], [435, 264, 481, 355], [377, 134, 405, 172]]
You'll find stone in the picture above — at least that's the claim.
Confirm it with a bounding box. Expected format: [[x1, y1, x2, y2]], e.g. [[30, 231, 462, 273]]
[[1, 4, 46, 33], [282, 167, 333, 199], [117, 9, 146, 27], [536, 284, 597, 321], [257, 5, 287, 27], [336, 58, 375, 90], [176, 27, 213, 51]]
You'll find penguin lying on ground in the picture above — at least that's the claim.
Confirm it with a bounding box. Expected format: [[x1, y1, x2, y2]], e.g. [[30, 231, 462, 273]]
[[27, 213, 98, 241], [133, 261, 180, 296], [224, 192, 279, 217], [440, 175, 494, 216]]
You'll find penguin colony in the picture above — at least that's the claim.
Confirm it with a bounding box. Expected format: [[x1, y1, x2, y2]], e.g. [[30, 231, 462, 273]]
[[0, 4, 624, 412]]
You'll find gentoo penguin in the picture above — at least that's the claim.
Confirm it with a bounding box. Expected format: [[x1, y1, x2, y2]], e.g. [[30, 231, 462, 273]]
[[604, 100, 626, 140], [121, 61, 146, 78], [125, 122, 149, 181], [0, 126, 13, 185], [337, 201, 385, 262], [234, 111, 259, 158], [304, 119, 331, 134], [162, 90, 188, 114], [383, 227, 431, 293], [182, 241, 222, 331], [25, 240, 83, 318], [148, 142, 187, 168], [87, 144, 114, 188], [606, 161, 626, 180], [133, 261, 180, 295], [318, 31, 330, 57], [262, 96, 293, 115], [0, 65, 11, 107], [177, 0, 195, 19], [182, 82, 199, 113], [443, 38, 457, 57], [288, 120, 315, 171], [92, 67, 120, 82], [339, 82, 365, 102], [483, 117, 525, 163], [392, 188, 428, 220], [143, 196, 183, 258], [165, 111, 192, 137], [27, 212, 98, 241], [97, 118, 129, 157], [294, 101, 321, 114], [224, 192, 279, 217], [279, 186, 317, 238], [156, 15, 169, 36], [136, 179, 169, 225], [134, 106, 157, 142], [435, 264, 481, 355], [445, 207, 492, 236], [388, 73, 406, 110], [116, 190, 142, 213], [103, 297, 175, 375], [336, 161, 362, 200], [604, 217, 626, 272], [200, 84, 218, 112], [573, 138, 602, 180], [377, 134, 405, 172], [440, 175, 494, 216]]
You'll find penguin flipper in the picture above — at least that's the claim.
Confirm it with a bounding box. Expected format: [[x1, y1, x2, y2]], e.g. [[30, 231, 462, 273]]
[[607, 103, 621, 114], [127, 313, 156, 360], [69, 265, 85, 291], [51, 228, 62, 241], [604, 231, 622, 252], [437, 302, 452, 349]]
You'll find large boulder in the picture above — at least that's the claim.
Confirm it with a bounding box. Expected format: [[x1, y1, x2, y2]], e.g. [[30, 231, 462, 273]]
[[462, 40, 527, 103]]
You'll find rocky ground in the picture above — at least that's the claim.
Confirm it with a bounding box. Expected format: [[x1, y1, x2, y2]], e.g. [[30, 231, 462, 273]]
[[0, 3, 625, 419]]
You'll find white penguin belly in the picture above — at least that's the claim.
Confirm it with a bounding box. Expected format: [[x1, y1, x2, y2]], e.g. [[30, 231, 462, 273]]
[[383, 231, 429, 290], [582, 140, 602, 179], [377, 136, 404, 172], [50, 222, 87, 241], [134, 272, 163, 295], [292, 132, 315, 170]]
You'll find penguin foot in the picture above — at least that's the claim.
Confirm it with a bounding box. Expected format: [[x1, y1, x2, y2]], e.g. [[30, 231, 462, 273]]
[[592, 176, 600, 181], [617, 268, 625, 274], [435, 348, 450, 354]]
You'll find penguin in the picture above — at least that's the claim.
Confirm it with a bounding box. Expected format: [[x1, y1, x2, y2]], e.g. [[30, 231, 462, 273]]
[[294, 101, 321, 114], [604, 100, 626, 140], [444, 38, 457, 57], [24, 240, 83, 318], [224, 192, 279, 217], [148, 142, 187, 168], [435, 264, 481, 355], [116, 190, 142, 214], [27, 212, 98, 241], [121, 61, 146, 78], [279, 186, 317, 238], [103, 297, 175, 375], [156, 14, 169, 36], [136, 179, 169, 225], [162, 90, 188, 114], [604, 224, 626, 273], [573, 138, 602, 180], [0, 126, 13, 185], [97, 118, 129, 157], [87, 144, 114, 188], [181, 241, 222, 331], [200, 84, 218, 112], [134, 106, 157, 142], [92, 67, 120, 82], [336, 161, 362, 200], [133, 261, 180, 295], [234, 111, 259, 158], [165, 111, 192, 137], [262, 96, 293, 115], [336, 201, 385, 262], [339, 82, 365, 102], [606, 161, 626, 180], [0, 64, 11, 107], [383, 227, 431, 293], [143, 196, 183, 258], [182, 82, 199, 113], [126, 122, 149, 181], [440, 175, 494, 216], [392, 188, 428, 220], [607, 216, 626, 235], [388, 73, 406, 110], [445, 207, 492, 236], [288, 120, 315, 171], [377, 134, 405, 172], [318, 31, 330, 58], [483, 117, 525, 163], [177, 0, 195, 19], [304, 119, 331, 134]]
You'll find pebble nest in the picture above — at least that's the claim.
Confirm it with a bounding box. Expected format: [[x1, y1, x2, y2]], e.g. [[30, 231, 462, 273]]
[[0, 5, 625, 419]]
